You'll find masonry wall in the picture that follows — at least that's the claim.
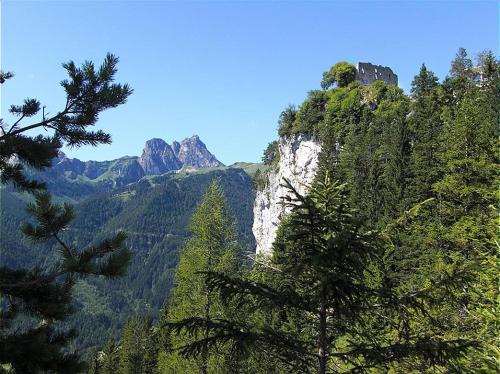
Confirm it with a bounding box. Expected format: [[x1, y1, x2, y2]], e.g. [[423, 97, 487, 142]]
[[356, 62, 398, 86]]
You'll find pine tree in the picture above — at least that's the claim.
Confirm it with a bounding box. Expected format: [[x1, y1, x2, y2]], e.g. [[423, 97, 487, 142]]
[[0, 54, 132, 372], [159, 179, 240, 374]]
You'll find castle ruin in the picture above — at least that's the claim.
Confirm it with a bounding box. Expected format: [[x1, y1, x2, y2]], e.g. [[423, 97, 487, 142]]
[[356, 62, 398, 86]]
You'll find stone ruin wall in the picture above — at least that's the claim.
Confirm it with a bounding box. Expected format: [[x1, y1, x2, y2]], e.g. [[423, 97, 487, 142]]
[[356, 62, 398, 86]]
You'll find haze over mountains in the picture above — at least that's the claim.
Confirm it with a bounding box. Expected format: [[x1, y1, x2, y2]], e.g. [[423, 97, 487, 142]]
[[52, 135, 224, 188]]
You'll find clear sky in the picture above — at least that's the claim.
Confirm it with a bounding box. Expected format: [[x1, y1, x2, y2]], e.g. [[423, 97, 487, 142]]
[[1, 1, 498, 164]]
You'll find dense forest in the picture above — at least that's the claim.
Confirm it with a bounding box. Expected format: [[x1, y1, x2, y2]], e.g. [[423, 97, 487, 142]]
[[0, 47, 498, 374], [1, 168, 255, 354], [89, 49, 499, 373]]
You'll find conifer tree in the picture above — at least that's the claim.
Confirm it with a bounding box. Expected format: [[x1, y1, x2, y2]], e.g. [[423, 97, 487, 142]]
[[159, 179, 240, 374], [406, 64, 442, 205], [87, 350, 102, 374], [119, 317, 157, 374], [324, 81, 411, 226], [169, 176, 474, 373], [101, 337, 119, 374], [388, 49, 499, 372], [433, 50, 498, 371], [0, 54, 132, 372]]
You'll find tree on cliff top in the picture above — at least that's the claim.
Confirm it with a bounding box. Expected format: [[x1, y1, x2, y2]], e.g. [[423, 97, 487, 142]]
[[321, 62, 357, 89], [0, 54, 132, 373]]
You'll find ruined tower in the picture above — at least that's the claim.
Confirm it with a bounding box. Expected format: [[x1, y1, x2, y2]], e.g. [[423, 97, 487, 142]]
[[356, 62, 398, 86]]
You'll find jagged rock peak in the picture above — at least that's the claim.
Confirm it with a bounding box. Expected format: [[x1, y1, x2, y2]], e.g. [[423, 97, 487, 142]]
[[176, 135, 224, 168], [139, 138, 182, 175], [139, 135, 223, 175]]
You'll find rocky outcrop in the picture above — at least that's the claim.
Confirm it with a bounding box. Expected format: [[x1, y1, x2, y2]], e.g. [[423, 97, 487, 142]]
[[172, 140, 181, 156], [139, 138, 182, 175], [253, 134, 321, 255], [52, 152, 86, 176], [108, 157, 145, 186], [174, 135, 224, 168]]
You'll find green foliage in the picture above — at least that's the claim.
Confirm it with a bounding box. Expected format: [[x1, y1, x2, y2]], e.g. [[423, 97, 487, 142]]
[[1, 167, 255, 358], [0, 54, 132, 373], [277, 104, 297, 137], [101, 337, 119, 374], [119, 317, 158, 374], [252, 168, 266, 190], [163, 49, 499, 373], [404, 64, 442, 205], [262, 141, 279, 166], [159, 179, 243, 373], [278, 91, 328, 137], [167, 176, 476, 373], [321, 61, 357, 89], [0, 53, 132, 192]]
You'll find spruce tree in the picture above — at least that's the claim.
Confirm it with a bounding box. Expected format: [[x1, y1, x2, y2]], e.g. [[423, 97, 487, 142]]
[[387, 49, 499, 372], [0, 54, 132, 372], [87, 350, 101, 374], [433, 50, 498, 371], [406, 64, 442, 205], [169, 176, 473, 373], [325, 81, 411, 226]]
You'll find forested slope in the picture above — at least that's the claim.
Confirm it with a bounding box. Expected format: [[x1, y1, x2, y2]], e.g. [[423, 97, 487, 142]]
[[1, 167, 255, 353]]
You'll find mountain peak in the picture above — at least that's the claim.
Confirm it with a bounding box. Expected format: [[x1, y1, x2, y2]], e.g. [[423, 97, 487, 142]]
[[139, 135, 222, 175], [139, 138, 182, 175], [51, 135, 224, 182], [143, 138, 168, 150], [177, 135, 224, 168]]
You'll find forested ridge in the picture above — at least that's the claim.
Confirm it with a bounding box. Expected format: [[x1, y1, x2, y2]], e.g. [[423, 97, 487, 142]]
[[1, 168, 255, 357]]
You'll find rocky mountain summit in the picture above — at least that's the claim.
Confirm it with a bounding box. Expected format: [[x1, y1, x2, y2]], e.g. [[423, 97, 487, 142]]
[[139, 138, 183, 175], [174, 135, 223, 168], [139, 135, 223, 172], [48, 135, 223, 188]]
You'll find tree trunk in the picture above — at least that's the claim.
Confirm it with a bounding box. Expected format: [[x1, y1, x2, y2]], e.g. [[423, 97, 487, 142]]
[[201, 240, 214, 374], [317, 297, 328, 374]]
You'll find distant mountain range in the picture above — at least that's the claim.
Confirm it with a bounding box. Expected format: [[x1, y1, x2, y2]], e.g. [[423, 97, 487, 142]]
[[1, 135, 261, 354], [50, 135, 224, 189]]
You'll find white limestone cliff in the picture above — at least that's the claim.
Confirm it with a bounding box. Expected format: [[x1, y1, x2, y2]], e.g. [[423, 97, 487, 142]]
[[253, 134, 321, 255]]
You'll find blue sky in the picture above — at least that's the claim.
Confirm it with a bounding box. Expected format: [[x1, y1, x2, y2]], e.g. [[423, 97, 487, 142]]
[[1, 1, 498, 164]]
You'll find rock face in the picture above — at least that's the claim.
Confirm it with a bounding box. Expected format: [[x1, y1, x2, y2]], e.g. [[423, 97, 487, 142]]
[[253, 134, 321, 255], [171, 140, 181, 156], [139, 138, 182, 175], [174, 135, 224, 168]]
